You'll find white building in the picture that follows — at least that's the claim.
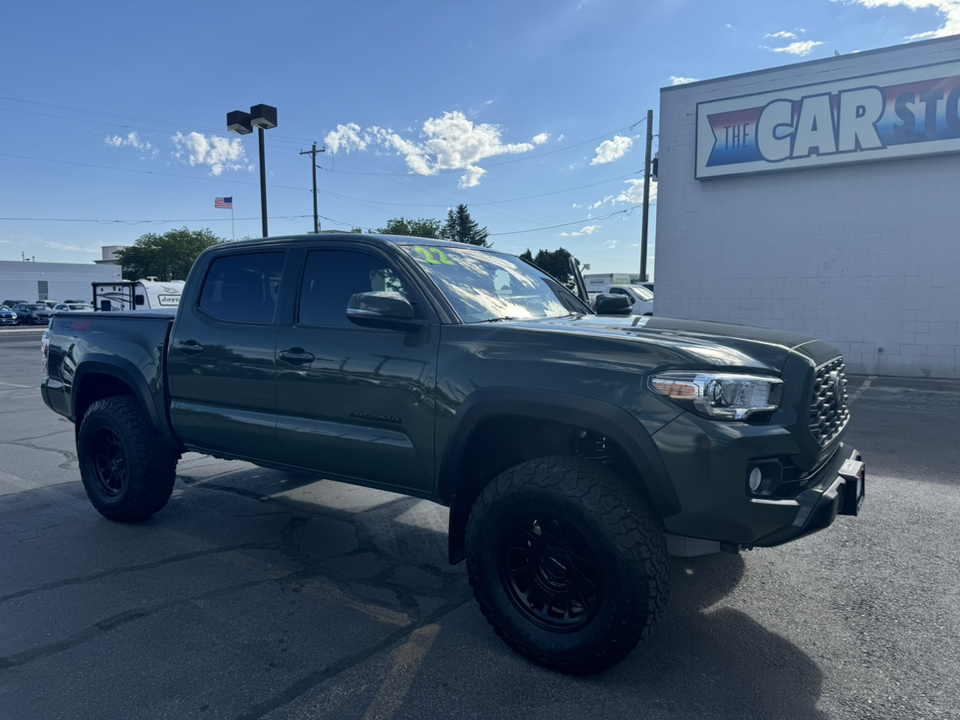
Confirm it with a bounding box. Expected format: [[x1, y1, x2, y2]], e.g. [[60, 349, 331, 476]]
[[0, 260, 121, 305], [656, 35, 960, 379]]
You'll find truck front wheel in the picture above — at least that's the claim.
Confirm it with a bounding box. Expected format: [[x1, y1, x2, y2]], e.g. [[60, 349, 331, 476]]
[[465, 456, 669, 674], [78, 397, 179, 521]]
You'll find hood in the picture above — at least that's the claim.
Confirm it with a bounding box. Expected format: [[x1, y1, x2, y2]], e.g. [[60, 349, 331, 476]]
[[497, 314, 840, 373]]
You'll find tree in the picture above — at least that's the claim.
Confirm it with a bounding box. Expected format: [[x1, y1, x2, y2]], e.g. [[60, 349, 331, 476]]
[[115, 227, 225, 281], [519, 247, 581, 288], [375, 217, 441, 238], [441, 204, 490, 247]]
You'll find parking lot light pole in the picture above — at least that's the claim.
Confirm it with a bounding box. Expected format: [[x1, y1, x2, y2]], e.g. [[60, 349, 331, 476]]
[[226, 104, 278, 238]]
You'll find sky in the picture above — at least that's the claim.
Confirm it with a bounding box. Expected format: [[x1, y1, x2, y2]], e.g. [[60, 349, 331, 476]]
[[2, 0, 958, 277]]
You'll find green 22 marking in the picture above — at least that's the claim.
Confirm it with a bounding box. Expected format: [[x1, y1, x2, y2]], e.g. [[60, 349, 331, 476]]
[[412, 247, 455, 265]]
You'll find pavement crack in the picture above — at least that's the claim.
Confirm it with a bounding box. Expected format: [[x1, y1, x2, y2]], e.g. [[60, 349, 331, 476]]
[[230, 594, 473, 720], [0, 543, 280, 603]]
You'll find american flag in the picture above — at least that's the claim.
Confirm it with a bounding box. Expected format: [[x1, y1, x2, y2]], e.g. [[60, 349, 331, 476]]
[[215, 196, 233, 209]]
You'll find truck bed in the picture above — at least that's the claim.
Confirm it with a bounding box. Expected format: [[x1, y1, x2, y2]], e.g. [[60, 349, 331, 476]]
[[42, 310, 177, 436]]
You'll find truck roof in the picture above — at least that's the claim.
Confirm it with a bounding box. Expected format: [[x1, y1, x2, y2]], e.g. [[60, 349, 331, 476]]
[[207, 233, 499, 253]]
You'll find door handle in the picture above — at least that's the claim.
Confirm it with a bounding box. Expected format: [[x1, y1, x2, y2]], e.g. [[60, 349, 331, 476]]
[[177, 340, 204, 356], [279, 348, 315, 365]]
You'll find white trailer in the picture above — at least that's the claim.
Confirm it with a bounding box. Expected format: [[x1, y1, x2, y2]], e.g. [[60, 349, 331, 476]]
[[92, 279, 185, 312]]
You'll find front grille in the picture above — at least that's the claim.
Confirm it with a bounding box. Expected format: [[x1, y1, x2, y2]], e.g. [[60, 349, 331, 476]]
[[808, 357, 851, 446]]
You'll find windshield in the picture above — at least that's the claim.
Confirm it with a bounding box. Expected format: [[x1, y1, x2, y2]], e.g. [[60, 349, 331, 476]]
[[24, 304, 45, 311], [404, 244, 588, 323], [629, 285, 654, 301]]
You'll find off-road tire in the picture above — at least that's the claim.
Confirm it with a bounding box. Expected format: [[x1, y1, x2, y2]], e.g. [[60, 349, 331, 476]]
[[78, 396, 179, 521], [465, 456, 669, 674]]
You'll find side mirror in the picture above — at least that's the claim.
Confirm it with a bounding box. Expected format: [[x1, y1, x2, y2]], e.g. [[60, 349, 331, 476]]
[[346, 291, 426, 332], [593, 293, 632, 316]]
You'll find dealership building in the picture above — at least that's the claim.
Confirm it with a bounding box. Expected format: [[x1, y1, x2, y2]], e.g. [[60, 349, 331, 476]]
[[0, 255, 121, 306], [655, 35, 960, 379]]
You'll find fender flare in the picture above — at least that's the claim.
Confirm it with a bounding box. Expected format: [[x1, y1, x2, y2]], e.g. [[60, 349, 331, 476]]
[[440, 387, 681, 562], [72, 355, 170, 439]]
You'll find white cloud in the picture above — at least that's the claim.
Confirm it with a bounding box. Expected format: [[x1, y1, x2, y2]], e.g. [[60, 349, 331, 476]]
[[765, 40, 824, 56], [590, 178, 657, 209], [766, 30, 798, 39], [670, 76, 698, 85], [326, 111, 545, 187], [104, 132, 157, 158], [559, 224, 601, 237], [853, 0, 960, 37], [172, 133, 249, 176], [105, 132, 152, 150], [591, 135, 633, 165], [324, 123, 371, 153], [603, 239, 619, 249]]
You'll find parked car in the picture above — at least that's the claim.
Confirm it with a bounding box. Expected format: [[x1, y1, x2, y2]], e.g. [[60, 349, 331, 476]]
[[42, 232, 865, 675], [0, 306, 18, 326], [53, 303, 94, 312], [2, 299, 30, 309], [13, 303, 54, 325]]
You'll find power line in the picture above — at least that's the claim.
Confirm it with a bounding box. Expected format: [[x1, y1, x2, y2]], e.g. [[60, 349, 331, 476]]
[[489, 206, 645, 236]]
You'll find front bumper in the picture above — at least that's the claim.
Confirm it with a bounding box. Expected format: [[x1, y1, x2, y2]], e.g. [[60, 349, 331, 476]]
[[750, 445, 864, 547]]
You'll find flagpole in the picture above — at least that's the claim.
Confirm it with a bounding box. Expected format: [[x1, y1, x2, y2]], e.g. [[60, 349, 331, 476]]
[[231, 206, 235, 242]]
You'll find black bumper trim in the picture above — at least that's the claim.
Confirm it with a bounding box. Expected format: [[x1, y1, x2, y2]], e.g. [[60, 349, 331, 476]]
[[753, 444, 863, 547]]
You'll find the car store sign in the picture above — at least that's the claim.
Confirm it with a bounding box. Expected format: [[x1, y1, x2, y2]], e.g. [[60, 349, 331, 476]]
[[696, 61, 960, 178]]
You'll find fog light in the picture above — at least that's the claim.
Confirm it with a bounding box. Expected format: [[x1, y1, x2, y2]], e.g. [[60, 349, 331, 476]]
[[747, 460, 783, 497], [749, 467, 763, 492]]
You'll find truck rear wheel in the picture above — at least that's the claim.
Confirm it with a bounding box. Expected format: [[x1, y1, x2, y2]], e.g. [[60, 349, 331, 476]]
[[465, 456, 669, 674], [78, 397, 179, 521]]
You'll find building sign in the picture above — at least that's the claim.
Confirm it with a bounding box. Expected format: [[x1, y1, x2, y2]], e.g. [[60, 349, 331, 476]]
[[696, 60, 960, 179]]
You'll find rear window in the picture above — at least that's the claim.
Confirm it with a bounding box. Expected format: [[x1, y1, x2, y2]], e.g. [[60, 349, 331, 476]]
[[198, 252, 285, 324]]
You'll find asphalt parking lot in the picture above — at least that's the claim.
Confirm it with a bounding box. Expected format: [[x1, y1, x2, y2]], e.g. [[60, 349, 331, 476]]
[[1, 327, 959, 720]]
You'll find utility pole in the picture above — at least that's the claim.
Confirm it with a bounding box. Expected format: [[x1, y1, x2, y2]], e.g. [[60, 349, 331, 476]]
[[300, 142, 325, 233], [640, 109, 653, 282]]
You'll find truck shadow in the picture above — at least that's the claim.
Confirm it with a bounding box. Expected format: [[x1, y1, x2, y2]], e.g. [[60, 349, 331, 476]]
[[175, 466, 826, 718], [2, 464, 826, 719], [598, 553, 827, 719]]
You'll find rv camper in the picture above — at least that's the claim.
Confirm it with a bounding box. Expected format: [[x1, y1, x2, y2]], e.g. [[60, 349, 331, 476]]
[[92, 279, 185, 312]]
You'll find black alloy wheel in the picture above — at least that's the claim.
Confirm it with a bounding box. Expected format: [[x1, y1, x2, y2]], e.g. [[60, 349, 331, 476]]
[[465, 456, 670, 674], [78, 396, 179, 521], [91, 426, 127, 497], [499, 512, 603, 631]]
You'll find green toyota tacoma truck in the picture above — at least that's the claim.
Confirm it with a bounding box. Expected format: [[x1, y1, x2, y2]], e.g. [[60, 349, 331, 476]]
[[41, 233, 865, 674]]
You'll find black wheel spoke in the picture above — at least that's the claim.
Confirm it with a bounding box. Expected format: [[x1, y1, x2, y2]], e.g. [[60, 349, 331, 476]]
[[499, 511, 603, 631], [92, 427, 126, 497]]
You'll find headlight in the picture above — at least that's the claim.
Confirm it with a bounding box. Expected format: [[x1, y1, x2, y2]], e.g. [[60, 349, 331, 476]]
[[649, 371, 783, 420]]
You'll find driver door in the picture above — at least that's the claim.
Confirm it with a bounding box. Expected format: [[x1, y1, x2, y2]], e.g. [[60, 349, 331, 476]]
[[274, 248, 439, 492]]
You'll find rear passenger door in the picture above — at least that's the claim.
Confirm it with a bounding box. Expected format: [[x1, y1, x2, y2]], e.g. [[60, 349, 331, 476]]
[[274, 247, 438, 492], [167, 250, 286, 462]]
